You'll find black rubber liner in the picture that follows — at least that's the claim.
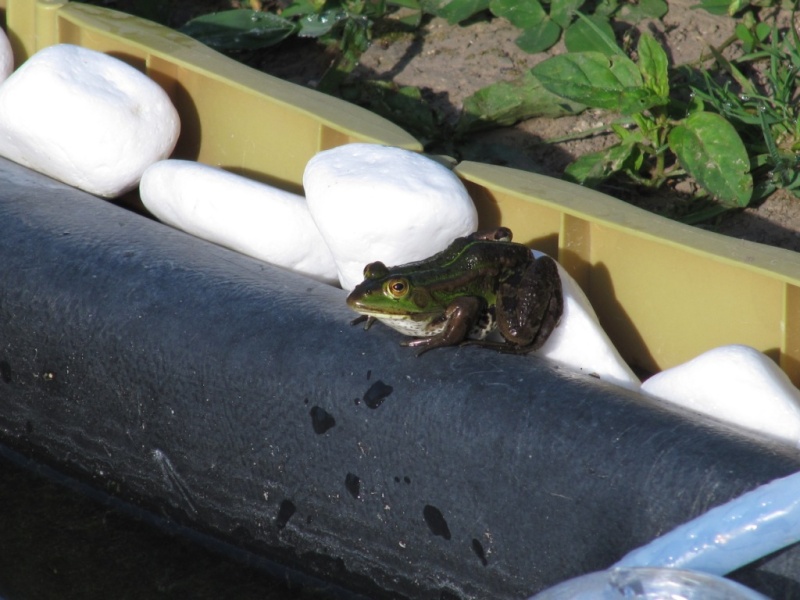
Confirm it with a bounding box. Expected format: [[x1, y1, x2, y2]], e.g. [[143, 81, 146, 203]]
[[1, 157, 800, 599]]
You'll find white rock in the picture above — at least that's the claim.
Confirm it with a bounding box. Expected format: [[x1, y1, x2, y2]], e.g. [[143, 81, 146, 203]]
[[641, 345, 800, 445], [0, 44, 179, 197], [304, 144, 478, 290], [0, 27, 12, 83], [140, 160, 338, 285], [533, 251, 641, 391]]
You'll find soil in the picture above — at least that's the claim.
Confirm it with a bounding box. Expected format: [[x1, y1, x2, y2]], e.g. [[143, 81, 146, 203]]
[[252, 0, 800, 253], [88, 0, 800, 252]]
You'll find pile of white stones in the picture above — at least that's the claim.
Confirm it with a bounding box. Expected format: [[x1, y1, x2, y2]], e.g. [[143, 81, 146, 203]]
[[1, 33, 799, 448]]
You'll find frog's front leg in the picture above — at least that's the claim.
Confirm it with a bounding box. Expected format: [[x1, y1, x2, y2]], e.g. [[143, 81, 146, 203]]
[[350, 314, 377, 330], [496, 255, 564, 352], [403, 296, 485, 356]]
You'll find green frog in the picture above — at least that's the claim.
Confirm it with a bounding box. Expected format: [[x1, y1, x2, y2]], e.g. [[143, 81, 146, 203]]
[[346, 228, 563, 355]]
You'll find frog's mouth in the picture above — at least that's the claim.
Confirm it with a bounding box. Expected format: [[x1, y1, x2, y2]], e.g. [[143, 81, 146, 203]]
[[349, 304, 445, 337], [351, 305, 437, 321]]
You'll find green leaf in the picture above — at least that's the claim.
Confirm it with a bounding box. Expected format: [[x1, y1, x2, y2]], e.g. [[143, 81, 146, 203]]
[[571, 12, 623, 57], [280, 0, 319, 18], [734, 22, 756, 53], [395, 10, 424, 25], [459, 70, 585, 132], [549, 0, 583, 28], [435, 0, 491, 23], [564, 143, 636, 186], [637, 32, 669, 99], [179, 10, 297, 51], [532, 51, 663, 114], [491, 0, 564, 52], [754, 21, 771, 42], [513, 18, 562, 53], [388, 0, 423, 22], [296, 9, 348, 37], [490, 0, 546, 29], [668, 111, 753, 207], [563, 15, 614, 54], [692, 0, 732, 15], [617, 0, 668, 21], [726, 0, 748, 15], [593, 0, 620, 18]]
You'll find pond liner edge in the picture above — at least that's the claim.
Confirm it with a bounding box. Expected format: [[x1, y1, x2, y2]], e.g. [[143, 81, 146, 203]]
[[1, 157, 800, 598]]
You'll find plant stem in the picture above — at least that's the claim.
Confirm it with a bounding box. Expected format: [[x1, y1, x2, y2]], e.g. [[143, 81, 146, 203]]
[[544, 118, 632, 144]]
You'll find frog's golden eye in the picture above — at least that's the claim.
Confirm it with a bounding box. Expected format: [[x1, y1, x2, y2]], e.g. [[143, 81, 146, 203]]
[[386, 278, 409, 298]]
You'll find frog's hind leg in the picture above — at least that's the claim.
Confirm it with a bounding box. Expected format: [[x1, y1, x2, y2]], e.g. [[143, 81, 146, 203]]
[[496, 255, 564, 352], [404, 296, 485, 356]]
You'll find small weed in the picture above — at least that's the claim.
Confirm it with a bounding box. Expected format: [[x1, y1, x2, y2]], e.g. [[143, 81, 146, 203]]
[[456, 9, 800, 221], [689, 18, 800, 202], [694, 0, 796, 18], [178, 0, 424, 89], [526, 13, 754, 219], [428, 0, 667, 54]]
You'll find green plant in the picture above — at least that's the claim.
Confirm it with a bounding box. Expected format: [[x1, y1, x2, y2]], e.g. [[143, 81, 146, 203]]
[[524, 15, 756, 219], [689, 20, 800, 201], [177, 0, 669, 94], [456, 10, 800, 221], [694, 0, 796, 17], [179, 0, 422, 89], [428, 0, 667, 54]]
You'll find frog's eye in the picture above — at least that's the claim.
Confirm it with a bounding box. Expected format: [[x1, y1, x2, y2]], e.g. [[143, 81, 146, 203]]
[[386, 278, 409, 298]]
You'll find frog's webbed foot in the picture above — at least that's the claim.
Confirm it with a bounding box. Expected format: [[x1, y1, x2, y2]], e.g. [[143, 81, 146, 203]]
[[402, 296, 484, 356], [350, 315, 377, 330], [496, 255, 564, 352]]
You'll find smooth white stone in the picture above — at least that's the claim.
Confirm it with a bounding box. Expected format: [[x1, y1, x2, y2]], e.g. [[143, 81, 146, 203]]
[[304, 143, 478, 290], [0, 27, 12, 83], [140, 160, 338, 285], [0, 44, 179, 197], [533, 251, 641, 391], [641, 345, 800, 445]]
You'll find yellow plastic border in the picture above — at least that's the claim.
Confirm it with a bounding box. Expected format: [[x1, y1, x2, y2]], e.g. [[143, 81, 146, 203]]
[[1, 0, 799, 384]]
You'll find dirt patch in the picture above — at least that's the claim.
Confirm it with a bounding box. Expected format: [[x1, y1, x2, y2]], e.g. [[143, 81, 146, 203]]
[[257, 0, 800, 253], [101, 0, 800, 252]]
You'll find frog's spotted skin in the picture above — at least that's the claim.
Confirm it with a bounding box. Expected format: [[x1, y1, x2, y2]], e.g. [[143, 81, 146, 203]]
[[346, 229, 562, 355]]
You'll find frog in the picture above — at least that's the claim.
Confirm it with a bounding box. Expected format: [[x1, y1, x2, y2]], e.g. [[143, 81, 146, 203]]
[[345, 227, 563, 355]]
